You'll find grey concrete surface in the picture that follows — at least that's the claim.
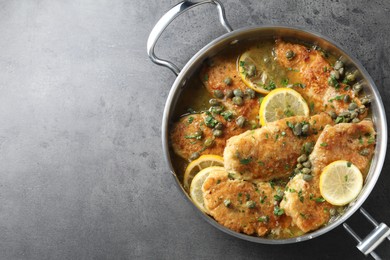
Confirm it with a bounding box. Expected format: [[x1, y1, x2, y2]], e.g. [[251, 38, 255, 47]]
[[0, 0, 389, 259]]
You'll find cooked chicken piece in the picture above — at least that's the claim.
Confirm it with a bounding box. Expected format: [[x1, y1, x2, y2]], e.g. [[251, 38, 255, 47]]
[[202, 170, 294, 237], [171, 113, 252, 161], [200, 55, 260, 122], [281, 120, 375, 232], [275, 40, 367, 118], [223, 113, 333, 181]]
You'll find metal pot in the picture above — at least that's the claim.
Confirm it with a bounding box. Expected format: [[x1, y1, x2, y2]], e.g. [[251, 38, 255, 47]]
[[147, 0, 389, 256]]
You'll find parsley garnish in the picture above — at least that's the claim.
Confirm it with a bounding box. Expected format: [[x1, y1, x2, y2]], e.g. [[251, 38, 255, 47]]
[[274, 206, 285, 216], [221, 111, 233, 121], [257, 216, 269, 223], [240, 158, 252, 165]]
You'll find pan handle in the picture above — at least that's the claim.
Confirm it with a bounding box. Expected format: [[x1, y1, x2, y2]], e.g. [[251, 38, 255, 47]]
[[147, 0, 233, 76], [343, 208, 390, 259]]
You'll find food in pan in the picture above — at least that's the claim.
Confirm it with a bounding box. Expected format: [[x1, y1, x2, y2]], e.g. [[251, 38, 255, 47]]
[[170, 39, 375, 239]]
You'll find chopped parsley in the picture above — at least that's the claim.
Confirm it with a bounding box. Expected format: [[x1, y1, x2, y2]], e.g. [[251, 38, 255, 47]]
[[310, 102, 315, 112], [204, 115, 218, 128], [263, 81, 276, 91], [347, 162, 352, 167], [329, 95, 344, 102], [286, 121, 294, 129], [221, 111, 233, 121], [368, 136, 375, 144], [259, 195, 267, 204], [281, 78, 289, 86], [258, 161, 265, 166], [257, 216, 269, 223], [274, 206, 285, 216], [240, 157, 252, 165], [320, 142, 328, 147], [298, 190, 304, 203], [188, 116, 194, 124], [284, 109, 295, 117]]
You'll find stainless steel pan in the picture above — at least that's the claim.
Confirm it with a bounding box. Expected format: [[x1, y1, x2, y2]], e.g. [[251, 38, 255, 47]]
[[147, 1, 389, 257]]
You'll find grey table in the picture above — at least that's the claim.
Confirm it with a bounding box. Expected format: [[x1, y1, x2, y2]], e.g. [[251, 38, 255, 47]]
[[0, 0, 389, 259]]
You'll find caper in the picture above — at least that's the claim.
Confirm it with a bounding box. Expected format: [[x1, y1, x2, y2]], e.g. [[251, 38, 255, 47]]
[[330, 70, 340, 80], [348, 103, 358, 110], [214, 89, 224, 99], [339, 111, 351, 118], [209, 98, 219, 106], [301, 124, 309, 135], [245, 88, 256, 99], [294, 168, 301, 174], [338, 67, 344, 76], [350, 111, 358, 119], [346, 73, 356, 82], [213, 129, 223, 137], [195, 130, 203, 137], [224, 77, 232, 86], [302, 161, 311, 168], [236, 116, 246, 128], [359, 148, 370, 156], [343, 95, 351, 103], [358, 106, 366, 114], [286, 50, 295, 60], [214, 122, 224, 130], [303, 142, 314, 154], [297, 154, 308, 163], [226, 89, 234, 98], [301, 168, 312, 174], [204, 138, 214, 147], [224, 199, 231, 207], [334, 60, 343, 70], [344, 117, 352, 123], [233, 89, 243, 97], [210, 105, 223, 114], [352, 118, 360, 123], [361, 97, 371, 106], [247, 65, 256, 77], [293, 123, 302, 136], [246, 200, 256, 209], [353, 83, 363, 93], [190, 152, 200, 161], [233, 96, 243, 106], [328, 111, 337, 119], [296, 163, 303, 169], [302, 174, 313, 181]]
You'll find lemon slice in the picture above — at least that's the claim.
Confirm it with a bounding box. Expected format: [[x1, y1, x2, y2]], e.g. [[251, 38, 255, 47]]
[[183, 155, 224, 191], [238, 48, 286, 94], [259, 88, 309, 125], [319, 160, 363, 206], [190, 166, 226, 213]]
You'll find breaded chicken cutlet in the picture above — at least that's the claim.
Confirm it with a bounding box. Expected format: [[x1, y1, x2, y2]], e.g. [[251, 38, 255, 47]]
[[223, 113, 333, 181], [202, 170, 294, 237], [281, 120, 375, 232]]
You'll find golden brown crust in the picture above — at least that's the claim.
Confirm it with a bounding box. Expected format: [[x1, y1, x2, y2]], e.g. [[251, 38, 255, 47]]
[[203, 170, 293, 237], [275, 40, 366, 118], [281, 120, 375, 232], [223, 113, 333, 181]]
